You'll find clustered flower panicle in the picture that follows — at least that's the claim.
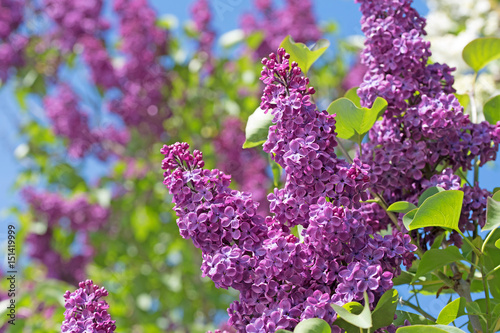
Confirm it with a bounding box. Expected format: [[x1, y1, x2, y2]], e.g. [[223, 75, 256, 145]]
[[356, 0, 500, 246], [109, 0, 170, 135], [61, 280, 116, 332], [162, 48, 415, 332]]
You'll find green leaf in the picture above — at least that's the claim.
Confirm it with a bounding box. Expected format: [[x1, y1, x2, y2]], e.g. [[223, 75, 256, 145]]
[[392, 270, 415, 286], [326, 97, 388, 144], [279, 35, 330, 75], [393, 311, 435, 326], [269, 155, 282, 187], [275, 330, 293, 333], [465, 301, 484, 316], [332, 292, 372, 329], [411, 246, 465, 283], [408, 190, 464, 232], [243, 107, 274, 148], [482, 196, 500, 231], [483, 95, 500, 125], [344, 87, 361, 108], [495, 238, 500, 249], [431, 232, 446, 250], [294, 318, 331, 333], [131, 206, 158, 242], [247, 31, 264, 50], [403, 209, 418, 230], [418, 187, 445, 207], [371, 289, 398, 331], [396, 325, 466, 333], [387, 201, 418, 214], [436, 297, 466, 325], [454, 93, 470, 110], [462, 37, 500, 72], [494, 190, 500, 201]]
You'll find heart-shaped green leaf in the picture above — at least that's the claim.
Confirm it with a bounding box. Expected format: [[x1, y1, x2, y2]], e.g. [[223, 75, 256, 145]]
[[387, 201, 418, 214], [294, 318, 331, 333], [409, 190, 464, 232], [418, 187, 445, 207], [243, 107, 274, 148], [411, 246, 465, 283], [483, 95, 500, 125], [332, 292, 372, 329], [279, 36, 330, 75], [326, 97, 387, 144], [344, 87, 361, 107], [436, 297, 466, 325], [462, 37, 500, 72]]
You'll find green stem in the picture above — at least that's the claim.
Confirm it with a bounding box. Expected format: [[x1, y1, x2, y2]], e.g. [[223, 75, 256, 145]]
[[457, 229, 482, 257], [481, 230, 496, 253], [485, 264, 500, 279], [337, 139, 354, 163], [480, 256, 491, 332], [400, 299, 437, 322]]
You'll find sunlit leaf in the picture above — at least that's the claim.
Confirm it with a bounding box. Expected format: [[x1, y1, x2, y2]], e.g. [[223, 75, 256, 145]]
[[483, 95, 500, 125], [436, 297, 466, 325], [280, 36, 330, 75], [326, 97, 387, 144], [294, 318, 331, 333], [332, 292, 372, 329], [409, 190, 464, 231], [387, 201, 418, 214], [418, 187, 445, 207], [462, 37, 500, 72], [243, 107, 274, 148]]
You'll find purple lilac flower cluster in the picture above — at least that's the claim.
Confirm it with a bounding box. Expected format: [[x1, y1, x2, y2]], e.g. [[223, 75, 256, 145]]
[[43, 0, 110, 49], [61, 280, 116, 332], [42, 0, 116, 89], [110, 0, 170, 135], [43, 84, 129, 159], [356, 0, 500, 245], [261, 49, 371, 227], [162, 50, 416, 332], [22, 187, 109, 231], [240, 0, 321, 57], [190, 0, 215, 73], [214, 117, 271, 214], [0, 0, 27, 81], [22, 188, 108, 284]]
